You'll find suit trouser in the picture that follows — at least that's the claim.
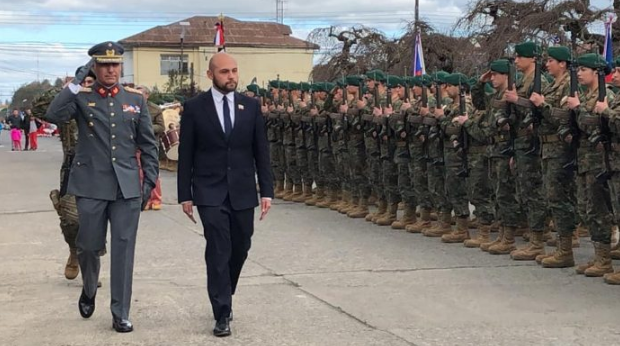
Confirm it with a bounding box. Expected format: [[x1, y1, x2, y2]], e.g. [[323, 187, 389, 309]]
[[75, 194, 141, 320], [197, 198, 254, 321]]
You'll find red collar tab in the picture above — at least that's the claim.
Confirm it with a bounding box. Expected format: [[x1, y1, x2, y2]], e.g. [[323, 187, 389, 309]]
[[96, 85, 120, 98]]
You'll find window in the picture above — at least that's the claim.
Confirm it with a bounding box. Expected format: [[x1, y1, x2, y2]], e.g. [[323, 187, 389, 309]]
[[160, 55, 188, 75]]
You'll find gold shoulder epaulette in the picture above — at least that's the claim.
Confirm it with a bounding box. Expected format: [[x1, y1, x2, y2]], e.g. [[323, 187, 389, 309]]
[[79, 87, 92, 93], [124, 86, 143, 95]]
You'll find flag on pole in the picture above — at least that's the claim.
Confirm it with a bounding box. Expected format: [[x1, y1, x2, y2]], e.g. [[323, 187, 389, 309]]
[[412, 31, 426, 76], [603, 15, 614, 82], [214, 15, 225, 51]]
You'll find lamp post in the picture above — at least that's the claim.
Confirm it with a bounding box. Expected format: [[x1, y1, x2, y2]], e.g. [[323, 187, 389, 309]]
[[179, 21, 191, 92]]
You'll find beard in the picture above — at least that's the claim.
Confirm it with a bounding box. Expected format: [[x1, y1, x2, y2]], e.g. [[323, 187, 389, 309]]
[[214, 78, 238, 93]]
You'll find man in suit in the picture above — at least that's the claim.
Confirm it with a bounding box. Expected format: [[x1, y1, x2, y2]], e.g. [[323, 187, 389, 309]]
[[46, 41, 159, 333], [177, 52, 273, 337]]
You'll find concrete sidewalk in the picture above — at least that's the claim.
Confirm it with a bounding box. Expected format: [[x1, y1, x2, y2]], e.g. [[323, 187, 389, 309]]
[[1, 137, 619, 346]]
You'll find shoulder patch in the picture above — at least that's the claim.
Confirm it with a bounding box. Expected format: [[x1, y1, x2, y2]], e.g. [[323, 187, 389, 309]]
[[124, 86, 143, 95], [79, 87, 92, 93]]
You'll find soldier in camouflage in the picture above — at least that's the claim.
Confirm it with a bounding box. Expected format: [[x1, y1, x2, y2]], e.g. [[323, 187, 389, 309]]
[[267, 81, 286, 199]]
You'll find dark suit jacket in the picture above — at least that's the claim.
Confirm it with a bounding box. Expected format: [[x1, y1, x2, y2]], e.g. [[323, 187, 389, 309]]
[[177, 90, 273, 210]]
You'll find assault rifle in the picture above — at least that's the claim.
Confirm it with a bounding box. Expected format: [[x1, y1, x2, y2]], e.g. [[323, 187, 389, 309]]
[[561, 58, 580, 172], [595, 68, 612, 183], [498, 57, 517, 156], [456, 81, 469, 178]]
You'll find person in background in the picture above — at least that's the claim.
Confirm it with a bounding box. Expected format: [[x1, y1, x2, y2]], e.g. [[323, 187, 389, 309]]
[[28, 115, 42, 151], [10, 125, 22, 151]]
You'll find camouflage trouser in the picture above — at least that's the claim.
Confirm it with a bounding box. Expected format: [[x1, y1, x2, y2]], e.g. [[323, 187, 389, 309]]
[[285, 145, 301, 185], [307, 149, 321, 187], [608, 172, 620, 225], [576, 173, 587, 226], [542, 156, 577, 236], [397, 160, 415, 206], [368, 156, 384, 200], [468, 152, 495, 225], [445, 165, 469, 218], [270, 142, 285, 182], [296, 147, 311, 186], [382, 159, 400, 205], [348, 137, 370, 199], [409, 144, 432, 210], [319, 151, 338, 190], [493, 157, 520, 227], [583, 172, 613, 244], [515, 149, 546, 232], [427, 163, 451, 213], [50, 189, 79, 249], [334, 148, 348, 192]]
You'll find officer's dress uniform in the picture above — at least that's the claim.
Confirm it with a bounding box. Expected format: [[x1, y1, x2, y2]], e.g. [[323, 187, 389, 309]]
[[46, 45, 158, 323]]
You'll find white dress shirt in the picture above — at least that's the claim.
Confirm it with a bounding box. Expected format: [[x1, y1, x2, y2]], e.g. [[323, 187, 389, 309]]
[[211, 87, 235, 133]]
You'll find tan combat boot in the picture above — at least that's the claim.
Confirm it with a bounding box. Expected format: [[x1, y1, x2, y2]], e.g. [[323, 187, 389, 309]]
[[301, 183, 314, 203], [611, 243, 620, 260], [510, 231, 546, 261], [442, 217, 470, 243], [370, 200, 389, 223], [316, 189, 335, 208], [292, 184, 306, 203], [541, 235, 575, 268], [274, 181, 285, 199], [282, 182, 295, 201], [464, 224, 491, 248], [469, 216, 479, 230], [391, 204, 416, 230], [576, 223, 589, 237], [65, 248, 79, 280], [490, 221, 500, 233], [481, 227, 504, 252], [584, 243, 614, 277], [340, 194, 357, 214], [311, 187, 326, 206], [423, 212, 452, 237], [488, 226, 516, 255], [348, 198, 370, 219], [604, 271, 620, 285], [406, 208, 432, 233], [376, 203, 399, 226], [330, 190, 345, 211]]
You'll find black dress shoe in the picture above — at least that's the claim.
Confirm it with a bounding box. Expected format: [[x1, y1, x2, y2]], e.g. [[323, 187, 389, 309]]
[[78, 289, 96, 318], [213, 317, 231, 337], [112, 318, 134, 333]]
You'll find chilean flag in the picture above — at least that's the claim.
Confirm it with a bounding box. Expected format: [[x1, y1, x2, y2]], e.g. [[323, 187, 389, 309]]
[[214, 21, 225, 50], [603, 15, 614, 82], [412, 31, 426, 76]]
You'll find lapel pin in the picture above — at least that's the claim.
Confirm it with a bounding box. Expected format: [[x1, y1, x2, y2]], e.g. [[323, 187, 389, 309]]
[[238, 104, 244, 110]]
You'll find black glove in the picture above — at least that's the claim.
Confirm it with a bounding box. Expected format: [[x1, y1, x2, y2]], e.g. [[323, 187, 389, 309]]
[[72, 58, 95, 86], [141, 183, 154, 211]]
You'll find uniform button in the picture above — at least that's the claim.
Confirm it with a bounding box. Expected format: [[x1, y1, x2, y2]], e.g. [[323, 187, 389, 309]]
[[111, 123, 116, 128], [109, 102, 114, 106], [130, 135, 133, 139], [112, 157, 116, 162], [112, 146, 116, 150], [88, 122, 94, 127], [111, 113, 115, 117], [89, 114, 93, 117], [77, 162, 81, 166], [108, 94, 112, 98], [112, 134, 116, 139]]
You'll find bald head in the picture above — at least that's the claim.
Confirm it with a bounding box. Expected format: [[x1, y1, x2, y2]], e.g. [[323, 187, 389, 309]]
[[207, 52, 239, 93]]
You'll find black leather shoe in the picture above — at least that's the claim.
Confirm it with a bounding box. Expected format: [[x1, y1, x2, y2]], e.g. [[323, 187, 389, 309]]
[[213, 317, 231, 337], [78, 289, 95, 318], [112, 318, 134, 333]]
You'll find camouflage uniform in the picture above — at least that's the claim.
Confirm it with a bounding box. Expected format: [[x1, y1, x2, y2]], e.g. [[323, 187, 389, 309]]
[[33, 87, 80, 250], [316, 88, 339, 207], [345, 82, 371, 217], [283, 86, 303, 199]]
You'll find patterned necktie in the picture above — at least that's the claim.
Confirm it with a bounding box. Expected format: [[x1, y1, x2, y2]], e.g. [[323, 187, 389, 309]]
[[222, 95, 232, 139]]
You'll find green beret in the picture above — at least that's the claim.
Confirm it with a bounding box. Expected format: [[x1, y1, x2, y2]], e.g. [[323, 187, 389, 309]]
[[299, 82, 311, 92], [420, 75, 434, 87], [269, 80, 283, 89], [468, 77, 478, 87], [386, 75, 402, 88], [430, 71, 450, 84], [490, 59, 510, 74], [287, 82, 300, 91], [246, 84, 260, 94], [324, 82, 336, 92], [577, 53, 607, 70], [615, 56, 620, 68], [515, 41, 541, 58], [444, 73, 469, 86], [259, 88, 268, 97], [335, 76, 347, 88], [346, 75, 365, 86], [547, 46, 571, 62], [365, 69, 386, 82]]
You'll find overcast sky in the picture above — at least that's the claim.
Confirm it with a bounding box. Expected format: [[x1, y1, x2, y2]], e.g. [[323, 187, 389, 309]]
[[0, 0, 614, 102]]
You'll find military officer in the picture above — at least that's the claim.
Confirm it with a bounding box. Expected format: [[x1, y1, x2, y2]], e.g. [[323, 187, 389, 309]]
[[46, 41, 159, 332]]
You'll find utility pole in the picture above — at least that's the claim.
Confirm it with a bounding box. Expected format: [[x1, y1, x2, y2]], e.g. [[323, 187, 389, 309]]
[[414, 0, 419, 34], [179, 21, 191, 92], [276, 0, 284, 24]]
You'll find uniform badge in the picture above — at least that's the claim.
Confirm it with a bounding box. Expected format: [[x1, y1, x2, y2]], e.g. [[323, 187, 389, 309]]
[[238, 104, 245, 110], [88, 102, 96, 107], [122, 104, 141, 114]]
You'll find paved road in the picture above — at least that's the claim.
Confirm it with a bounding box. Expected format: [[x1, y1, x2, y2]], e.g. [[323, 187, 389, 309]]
[[1, 137, 620, 346]]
